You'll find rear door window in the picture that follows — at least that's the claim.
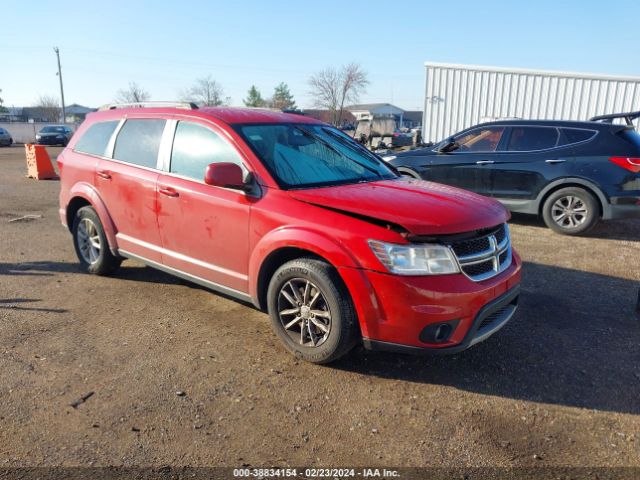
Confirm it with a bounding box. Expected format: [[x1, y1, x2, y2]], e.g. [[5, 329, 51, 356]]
[[170, 121, 245, 181], [113, 119, 166, 168], [507, 127, 559, 151], [74, 120, 120, 157]]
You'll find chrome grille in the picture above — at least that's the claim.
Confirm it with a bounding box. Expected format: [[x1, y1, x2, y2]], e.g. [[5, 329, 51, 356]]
[[449, 224, 511, 282]]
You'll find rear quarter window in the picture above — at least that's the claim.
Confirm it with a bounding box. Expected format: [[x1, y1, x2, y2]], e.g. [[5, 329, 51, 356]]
[[113, 119, 166, 169], [74, 120, 120, 157], [559, 128, 596, 145]]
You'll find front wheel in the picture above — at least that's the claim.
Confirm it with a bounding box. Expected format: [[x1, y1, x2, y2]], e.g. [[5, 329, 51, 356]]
[[72, 206, 122, 275], [397, 167, 421, 179], [542, 187, 599, 235], [267, 258, 359, 364]]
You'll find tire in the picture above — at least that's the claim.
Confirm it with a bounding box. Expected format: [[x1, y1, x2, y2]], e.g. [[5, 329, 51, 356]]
[[72, 206, 122, 275], [541, 187, 599, 235], [397, 167, 421, 179], [267, 258, 359, 364]]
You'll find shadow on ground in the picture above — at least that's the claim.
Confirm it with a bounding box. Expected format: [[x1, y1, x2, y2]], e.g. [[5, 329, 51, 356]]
[[509, 213, 640, 242], [2, 259, 639, 414], [335, 261, 640, 415]]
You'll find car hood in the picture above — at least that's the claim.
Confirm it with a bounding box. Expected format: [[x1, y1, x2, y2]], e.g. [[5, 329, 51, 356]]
[[288, 179, 508, 236]]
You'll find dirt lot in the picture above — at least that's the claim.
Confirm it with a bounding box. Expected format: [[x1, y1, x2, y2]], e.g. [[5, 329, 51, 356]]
[[1, 145, 639, 468]]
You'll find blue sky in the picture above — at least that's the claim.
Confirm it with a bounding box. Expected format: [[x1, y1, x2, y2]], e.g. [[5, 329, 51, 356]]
[[2, 0, 639, 110]]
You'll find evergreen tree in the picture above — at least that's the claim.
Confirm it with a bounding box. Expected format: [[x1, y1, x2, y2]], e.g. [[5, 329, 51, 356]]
[[271, 82, 296, 110], [0, 89, 7, 113], [243, 85, 265, 107]]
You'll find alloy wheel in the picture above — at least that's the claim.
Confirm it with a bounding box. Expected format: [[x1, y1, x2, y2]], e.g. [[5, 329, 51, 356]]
[[551, 195, 588, 229], [277, 278, 332, 347], [76, 218, 101, 264]]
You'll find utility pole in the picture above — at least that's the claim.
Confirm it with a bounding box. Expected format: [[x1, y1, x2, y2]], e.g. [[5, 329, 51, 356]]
[[53, 47, 66, 123]]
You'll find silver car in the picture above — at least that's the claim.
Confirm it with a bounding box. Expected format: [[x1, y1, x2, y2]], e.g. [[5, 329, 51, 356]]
[[0, 127, 12, 146]]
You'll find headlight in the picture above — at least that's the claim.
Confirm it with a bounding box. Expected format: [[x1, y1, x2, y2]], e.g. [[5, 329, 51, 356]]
[[35, 135, 41, 139], [368, 240, 460, 275], [381, 155, 396, 162]]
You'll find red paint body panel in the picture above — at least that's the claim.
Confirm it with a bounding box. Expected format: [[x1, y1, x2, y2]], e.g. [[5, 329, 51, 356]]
[[341, 251, 521, 348], [289, 178, 509, 235], [96, 159, 162, 262], [59, 106, 523, 353], [156, 173, 252, 292]]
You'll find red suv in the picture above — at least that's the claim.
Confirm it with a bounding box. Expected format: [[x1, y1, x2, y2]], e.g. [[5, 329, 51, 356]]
[[58, 104, 522, 363]]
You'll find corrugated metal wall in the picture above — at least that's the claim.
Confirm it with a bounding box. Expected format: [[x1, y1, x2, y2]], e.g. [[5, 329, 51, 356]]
[[423, 62, 640, 142]]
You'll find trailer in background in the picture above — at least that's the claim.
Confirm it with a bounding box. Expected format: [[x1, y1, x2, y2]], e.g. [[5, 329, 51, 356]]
[[423, 62, 640, 143]]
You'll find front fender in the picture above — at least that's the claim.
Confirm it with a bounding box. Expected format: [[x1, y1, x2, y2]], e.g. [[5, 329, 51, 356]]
[[248, 226, 361, 301], [66, 182, 118, 251]]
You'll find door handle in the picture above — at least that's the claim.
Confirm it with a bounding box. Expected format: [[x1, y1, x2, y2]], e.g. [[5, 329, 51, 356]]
[[475, 160, 494, 165], [545, 159, 566, 164], [158, 186, 179, 198], [96, 170, 111, 180]]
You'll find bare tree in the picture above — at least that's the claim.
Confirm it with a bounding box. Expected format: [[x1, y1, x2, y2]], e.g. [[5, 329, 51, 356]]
[[181, 76, 228, 107], [308, 63, 369, 125], [114, 82, 150, 103], [32, 94, 62, 122]]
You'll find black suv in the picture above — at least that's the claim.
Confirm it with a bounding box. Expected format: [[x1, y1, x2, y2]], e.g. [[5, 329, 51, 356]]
[[386, 112, 640, 235]]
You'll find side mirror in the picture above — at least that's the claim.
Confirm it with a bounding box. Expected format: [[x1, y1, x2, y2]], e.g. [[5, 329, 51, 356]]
[[438, 136, 458, 153], [204, 162, 249, 191]]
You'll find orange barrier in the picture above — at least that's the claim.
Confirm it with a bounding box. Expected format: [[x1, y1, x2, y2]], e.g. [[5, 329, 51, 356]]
[[25, 144, 58, 180]]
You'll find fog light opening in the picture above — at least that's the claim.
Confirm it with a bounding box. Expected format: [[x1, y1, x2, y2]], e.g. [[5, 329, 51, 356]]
[[434, 324, 452, 342]]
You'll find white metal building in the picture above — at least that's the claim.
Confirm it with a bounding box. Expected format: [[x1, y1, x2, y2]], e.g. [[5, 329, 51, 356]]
[[423, 62, 640, 142]]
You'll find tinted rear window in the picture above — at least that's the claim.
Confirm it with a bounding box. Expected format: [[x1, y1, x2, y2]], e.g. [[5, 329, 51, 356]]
[[560, 128, 596, 145], [74, 121, 119, 157], [113, 119, 166, 168], [507, 127, 559, 151]]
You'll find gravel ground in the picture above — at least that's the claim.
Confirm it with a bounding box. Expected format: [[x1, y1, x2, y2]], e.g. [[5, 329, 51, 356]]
[[0, 145, 639, 468]]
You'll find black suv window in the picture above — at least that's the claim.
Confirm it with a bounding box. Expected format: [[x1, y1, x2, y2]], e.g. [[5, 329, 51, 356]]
[[74, 120, 119, 157], [455, 127, 505, 152], [113, 119, 166, 168], [507, 127, 559, 151], [170, 121, 244, 181], [559, 128, 596, 145]]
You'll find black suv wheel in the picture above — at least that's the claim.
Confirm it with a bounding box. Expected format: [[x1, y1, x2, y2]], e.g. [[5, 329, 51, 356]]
[[267, 258, 359, 364], [542, 187, 599, 235]]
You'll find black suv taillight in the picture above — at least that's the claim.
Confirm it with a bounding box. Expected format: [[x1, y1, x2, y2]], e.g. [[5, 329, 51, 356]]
[[609, 157, 640, 173]]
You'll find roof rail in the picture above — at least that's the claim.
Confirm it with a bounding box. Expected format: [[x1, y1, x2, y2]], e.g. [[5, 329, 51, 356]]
[[589, 110, 640, 126], [98, 102, 199, 111]]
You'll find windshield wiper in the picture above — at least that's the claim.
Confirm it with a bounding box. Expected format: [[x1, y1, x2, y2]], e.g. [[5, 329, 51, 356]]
[[294, 126, 383, 178]]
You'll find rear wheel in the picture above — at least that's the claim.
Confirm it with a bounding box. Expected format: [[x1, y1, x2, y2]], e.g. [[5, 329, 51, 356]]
[[72, 206, 122, 275], [267, 258, 359, 364], [542, 187, 599, 235]]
